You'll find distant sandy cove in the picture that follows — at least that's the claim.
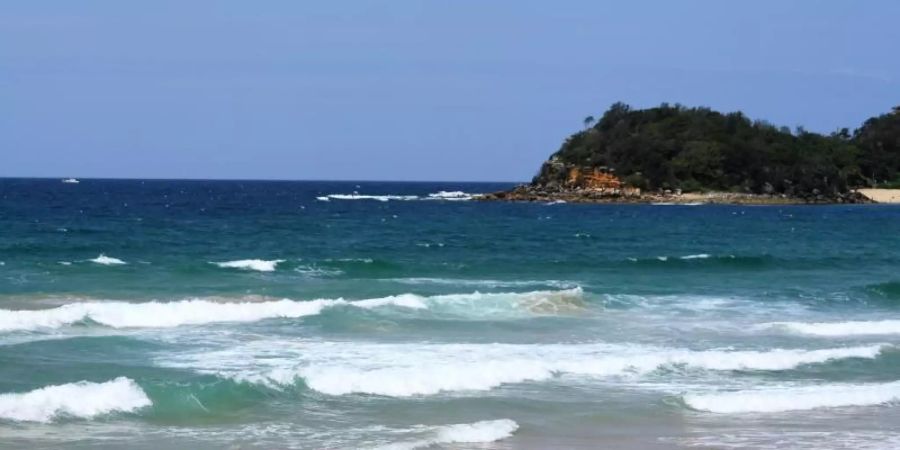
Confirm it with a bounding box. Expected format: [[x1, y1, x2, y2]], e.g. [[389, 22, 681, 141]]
[[856, 189, 900, 203]]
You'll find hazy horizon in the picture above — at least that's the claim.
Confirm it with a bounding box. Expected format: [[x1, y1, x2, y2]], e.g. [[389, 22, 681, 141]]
[[3, 0, 899, 181]]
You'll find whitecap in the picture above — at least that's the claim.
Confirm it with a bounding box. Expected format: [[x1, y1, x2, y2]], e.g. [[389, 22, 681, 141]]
[[683, 381, 900, 413], [0, 288, 586, 332], [0, 377, 151, 423], [89, 254, 126, 265], [319, 194, 419, 202], [375, 419, 518, 450], [385, 278, 577, 289], [424, 191, 478, 201], [212, 259, 284, 272], [293, 265, 343, 277], [760, 319, 900, 336], [164, 341, 889, 397], [0, 296, 425, 331], [680, 254, 710, 260]]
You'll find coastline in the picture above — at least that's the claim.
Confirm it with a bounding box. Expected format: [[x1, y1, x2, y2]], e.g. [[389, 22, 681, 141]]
[[477, 186, 877, 205], [855, 188, 900, 204]]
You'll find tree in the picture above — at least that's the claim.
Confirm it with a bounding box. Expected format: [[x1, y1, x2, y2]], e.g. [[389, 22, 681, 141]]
[[583, 115, 595, 129], [539, 102, 900, 196]]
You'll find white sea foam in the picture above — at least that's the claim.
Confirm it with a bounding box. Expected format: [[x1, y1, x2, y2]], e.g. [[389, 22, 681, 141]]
[[89, 254, 126, 265], [425, 287, 586, 316], [163, 340, 889, 397], [212, 259, 285, 272], [386, 277, 577, 289], [293, 265, 343, 277], [680, 253, 710, 260], [0, 377, 151, 422], [375, 419, 518, 450], [678, 430, 900, 450], [761, 319, 900, 336], [0, 296, 425, 331], [318, 194, 419, 202], [316, 192, 477, 202], [0, 288, 587, 332], [425, 191, 477, 201], [683, 381, 900, 413]]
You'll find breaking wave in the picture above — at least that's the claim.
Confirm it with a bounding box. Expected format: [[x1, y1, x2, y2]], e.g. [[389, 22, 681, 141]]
[[683, 381, 900, 413], [164, 341, 890, 397], [424, 191, 478, 201], [211, 259, 285, 272], [315, 191, 478, 202], [88, 254, 126, 265], [0, 296, 426, 332], [0, 288, 584, 332], [0, 377, 151, 423], [316, 194, 419, 202], [385, 277, 577, 289], [761, 320, 900, 336], [375, 419, 518, 450]]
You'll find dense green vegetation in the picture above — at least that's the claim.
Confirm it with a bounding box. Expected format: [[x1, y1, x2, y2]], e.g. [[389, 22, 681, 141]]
[[545, 103, 900, 196]]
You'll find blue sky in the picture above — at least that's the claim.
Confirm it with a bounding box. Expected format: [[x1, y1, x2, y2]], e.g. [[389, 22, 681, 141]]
[[2, 0, 898, 181]]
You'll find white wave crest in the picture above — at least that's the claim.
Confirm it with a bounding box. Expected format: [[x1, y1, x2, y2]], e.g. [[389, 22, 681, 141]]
[[296, 344, 887, 396], [0, 377, 151, 423], [386, 278, 576, 289], [761, 319, 900, 336], [680, 253, 710, 260], [316, 192, 478, 202], [0, 296, 426, 331], [0, 288, 587, 332], [166, 341, 889, 397], [376, 419, 518, 450], [318, 194, 419, 202], [89, 254, 126, 265], [212, 259, 285, 272], [683, 381, 900, 413], [425, 191, 477, 201], [425, 287, 586, 316]]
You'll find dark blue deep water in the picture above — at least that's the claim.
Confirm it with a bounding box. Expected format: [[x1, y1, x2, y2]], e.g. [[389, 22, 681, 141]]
[[1, 178, 900, 449]]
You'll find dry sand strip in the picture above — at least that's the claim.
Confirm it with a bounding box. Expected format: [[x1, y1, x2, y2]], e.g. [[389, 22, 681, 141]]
[[856, 189, 900, 203]]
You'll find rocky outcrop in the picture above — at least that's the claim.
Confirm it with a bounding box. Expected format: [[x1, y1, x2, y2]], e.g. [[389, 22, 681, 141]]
[[479, 160, 872, 205]]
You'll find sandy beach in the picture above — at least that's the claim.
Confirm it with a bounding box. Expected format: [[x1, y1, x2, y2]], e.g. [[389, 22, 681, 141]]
[[856, 189, 900, 203]]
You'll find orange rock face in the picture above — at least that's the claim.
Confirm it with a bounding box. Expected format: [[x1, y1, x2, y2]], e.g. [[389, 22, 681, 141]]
[[566, 167, 623, 189]]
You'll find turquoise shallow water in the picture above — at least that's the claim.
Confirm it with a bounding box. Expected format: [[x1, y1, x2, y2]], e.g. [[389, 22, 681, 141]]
[[1, 178, 900, 449]]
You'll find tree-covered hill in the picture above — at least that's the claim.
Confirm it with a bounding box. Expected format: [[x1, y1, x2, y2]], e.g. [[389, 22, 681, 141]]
[[535, 103, 900, 197]]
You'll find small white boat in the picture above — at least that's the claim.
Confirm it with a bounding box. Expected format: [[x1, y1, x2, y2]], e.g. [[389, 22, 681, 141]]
[[61, 178, 80, 184]]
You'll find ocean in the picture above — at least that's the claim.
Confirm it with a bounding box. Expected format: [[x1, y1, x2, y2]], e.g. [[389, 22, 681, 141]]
[[1, 178, 899, 449]]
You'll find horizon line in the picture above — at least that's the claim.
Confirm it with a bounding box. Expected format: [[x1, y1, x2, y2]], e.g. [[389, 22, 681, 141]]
[[0, 176, 526, 184]]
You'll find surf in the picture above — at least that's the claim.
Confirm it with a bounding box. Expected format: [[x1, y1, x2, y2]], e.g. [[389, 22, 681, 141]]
[[683, 381, 900, 413], [0, 377, 150, 423], [162, 341, 890, 397]]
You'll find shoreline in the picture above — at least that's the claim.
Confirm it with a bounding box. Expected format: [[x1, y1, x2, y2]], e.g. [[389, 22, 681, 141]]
[[477, 187, 890, 205]]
